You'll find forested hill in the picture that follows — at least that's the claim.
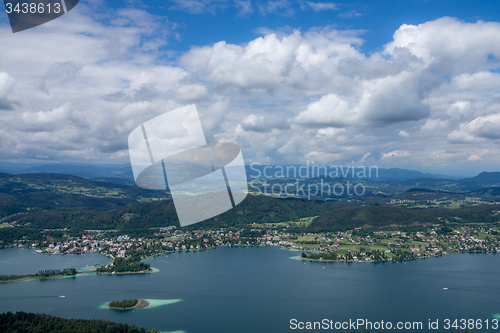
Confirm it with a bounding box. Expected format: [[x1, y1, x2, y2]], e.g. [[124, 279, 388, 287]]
[[309, 203, 499, 230], [1, 172, 500, 238], [0, 172, 168, 201], [4, 194, 333, 231], [4, 191, 500, 235], [0, 311, 156, 333], [0, 173, 170, 221]]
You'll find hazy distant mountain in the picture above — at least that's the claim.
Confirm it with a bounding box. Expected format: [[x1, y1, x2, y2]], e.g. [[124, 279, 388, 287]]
[[0, 161, 488, 185], [375, 168, 431, 181], [400, 178, 482, 192], [461, 172, 500, 185], [0, 162, 134, 181], [245, 165, 452, 182]]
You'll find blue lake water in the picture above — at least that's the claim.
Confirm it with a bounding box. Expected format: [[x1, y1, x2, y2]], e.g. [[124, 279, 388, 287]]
[[0, 247, 499, 333]]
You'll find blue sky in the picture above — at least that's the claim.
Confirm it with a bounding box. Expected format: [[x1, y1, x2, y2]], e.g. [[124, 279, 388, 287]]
[[104, 0, 500, 54], [0, 0, 500, 176]]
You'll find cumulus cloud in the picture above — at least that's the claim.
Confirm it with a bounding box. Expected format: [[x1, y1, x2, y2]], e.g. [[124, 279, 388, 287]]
[[381, 150, 410, 159], [0, 72, 15, 110], [294, 94, 354, 127], [180, 27, 365, 95], [302, 1, 339, 11], [399, 131, 410, 137], [384, 17, 500, 73], [468, 154, 483, 162], [294, 71, 431, 127], [240, 114, 290, 132], [447, 130, 476, 144], [446, 100, 471, 119], [421, 118, 448, 131], [2, 9, 500, 172], [173, 84, 210, 103], [467, 149, 488, 162]]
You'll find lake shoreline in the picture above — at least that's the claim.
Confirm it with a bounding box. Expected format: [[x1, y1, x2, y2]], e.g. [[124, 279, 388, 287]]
[[95, 269, 153, 275]]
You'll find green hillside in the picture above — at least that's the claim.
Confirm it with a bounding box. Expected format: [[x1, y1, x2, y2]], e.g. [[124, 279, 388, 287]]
[[4, 195, 332, 231], [310, 203, 499, 230], [0, 173, 168, 201]]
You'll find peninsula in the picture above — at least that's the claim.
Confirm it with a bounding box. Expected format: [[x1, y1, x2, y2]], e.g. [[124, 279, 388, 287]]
[[95, 257, 152, 274], [0, 268, 80, 283]]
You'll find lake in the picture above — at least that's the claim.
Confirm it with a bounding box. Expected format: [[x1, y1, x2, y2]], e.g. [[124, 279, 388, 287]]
[[0, 247, 499, 333]]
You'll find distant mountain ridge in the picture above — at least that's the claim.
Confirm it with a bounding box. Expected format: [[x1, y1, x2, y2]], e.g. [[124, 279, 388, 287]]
[[246, 164, 460, 181], [0, 162, 134, 182], [460, 171, 500, 184], [2, 162, 499, 185]]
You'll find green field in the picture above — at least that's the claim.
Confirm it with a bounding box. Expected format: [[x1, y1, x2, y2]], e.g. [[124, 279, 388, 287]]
[[336, 244, 387, 252], [251, 216, 318, 228]]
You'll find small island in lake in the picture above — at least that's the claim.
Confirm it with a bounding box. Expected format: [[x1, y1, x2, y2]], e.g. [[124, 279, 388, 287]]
[[107, 299, 150, 310]]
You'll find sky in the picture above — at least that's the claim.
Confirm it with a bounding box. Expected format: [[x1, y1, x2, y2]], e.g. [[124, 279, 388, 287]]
[[0, 0, 500, 176]]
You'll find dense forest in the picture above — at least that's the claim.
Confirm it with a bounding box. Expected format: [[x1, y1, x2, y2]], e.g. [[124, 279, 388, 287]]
[[1, 194, 332, 231], [0, 311, 157, 333]]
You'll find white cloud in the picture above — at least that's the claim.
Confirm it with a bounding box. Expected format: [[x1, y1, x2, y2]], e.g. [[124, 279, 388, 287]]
[[2, 9, 500, 172], [304, 151, 343, 162], [447, 130, 476, 143], [180, 28, 364, 92], [467, 149, 488, 162], [338, 10, 362, 18], [303, 1, 339, 11], [446, 100, 471, 119], [384, 17, 500, 73], [258, 0, 294, 16], [399, 131, 410, 137], [0, 73, 15, 99], [235, 0, 253, 16], [381, 150, 410, 159], [294, 71, 431, 127], [294, 94, 354, 127], [0, 72, 15, 110], [173, 84, 210, 103], [169, 0, 229, 14], [467, 154, 482, 162], [316, 127, 346, 138], [421, 119, 448, 131]]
